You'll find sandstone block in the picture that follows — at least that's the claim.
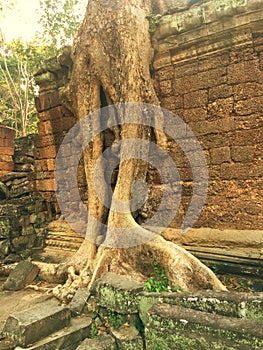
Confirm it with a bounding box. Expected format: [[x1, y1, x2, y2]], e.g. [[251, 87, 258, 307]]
[[3, 260, 39, 291], [2, 298, 71, 347], [76, 334, 117, 350], [210, 147, 231, 165], [91, 272, 144, 314], [184, 90, 208, 108]]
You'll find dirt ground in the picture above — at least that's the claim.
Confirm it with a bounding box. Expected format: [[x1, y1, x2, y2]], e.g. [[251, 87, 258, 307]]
[[0, 277, 48, 332]]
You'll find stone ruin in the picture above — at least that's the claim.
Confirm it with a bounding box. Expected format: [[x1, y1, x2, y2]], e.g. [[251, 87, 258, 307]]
[[0, 0, 263, 349], [0, 0, 262, 279]]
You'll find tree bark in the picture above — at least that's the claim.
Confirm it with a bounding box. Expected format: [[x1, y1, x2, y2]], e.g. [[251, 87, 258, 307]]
[[54, 0, 226, 302]]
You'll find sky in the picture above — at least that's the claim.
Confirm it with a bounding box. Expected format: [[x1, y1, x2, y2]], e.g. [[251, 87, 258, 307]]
[[1, 0, 41, 42], [0, 0, 87, 43]]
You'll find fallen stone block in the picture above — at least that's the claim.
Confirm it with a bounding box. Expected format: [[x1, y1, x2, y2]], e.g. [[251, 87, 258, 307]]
[[91, 272, 144, 314], [68, 287, 90, 316], [2, 298, 71, 347], [112, 324, 144, 350], [146, 303, 263, 349], [139, 290, 263, 324], [15, 315, 92, 350], [3, 260, 39, 291], [76, 334, 117, 350]]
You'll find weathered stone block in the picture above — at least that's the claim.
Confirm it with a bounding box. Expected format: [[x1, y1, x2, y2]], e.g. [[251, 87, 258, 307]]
[[209, 84, 233, 101], [207, 97, 234, 120], [15, 316, 92, 350], [231, 146, 255, 162], [3, 260, 39, 290], [112, 325, 144, 350], [227, 60, 263, 84], [76, 334, 117, 350], [234, 96, 263, 115], [91, 272, 144, 314], [68, 287, 90, 316], [210, 147, 231, 165], [36, 179, 55, 192], [146, 303, 263, 349], [184, 90, 208, 108], [233, 82, 263, 101], [34, 92, 61, 113], [2, 298, 71, 347]]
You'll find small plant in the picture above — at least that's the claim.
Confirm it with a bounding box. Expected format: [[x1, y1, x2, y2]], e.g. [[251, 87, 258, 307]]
[[146, 12, 161, 34], [211, 265, 219, 274], [144, 263, 169, 292], [90, 322, 97, 338], [106, 310, 124, 330]]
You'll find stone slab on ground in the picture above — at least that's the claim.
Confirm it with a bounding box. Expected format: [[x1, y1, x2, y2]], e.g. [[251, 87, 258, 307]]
[[76, 334, 117, 350], [68, 287, 90, 316], [2, 298, 71, 347], [139, 290, 263, 324], [15, 315, 92, 350], [3, 260, 39, 291], [146, 303, 263, 349], [91, 272, 144, 314], [112, 324, 144, 350]]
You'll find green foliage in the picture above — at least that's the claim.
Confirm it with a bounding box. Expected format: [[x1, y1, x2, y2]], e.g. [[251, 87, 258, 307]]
[[90, 322, 98, 338], [211, 265, 219, 274], [146, 12, 161, 34], [144, 264, 170, 292], [144, 264, 184, 293], [106, 310, 125, 330], [0, 0, 86, 136], [38, 0, 85, 49], [0, 37, 55, 135]]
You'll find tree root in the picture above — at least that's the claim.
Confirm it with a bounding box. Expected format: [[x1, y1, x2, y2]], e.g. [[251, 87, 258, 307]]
[[51, 229, 226, 302]]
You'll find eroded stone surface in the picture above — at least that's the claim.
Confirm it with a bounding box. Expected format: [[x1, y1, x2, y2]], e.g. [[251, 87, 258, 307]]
[[3, 261, 39, 291], [2, 298, 71, 347], [91, 272, 144, 314], [146, 303, 263, 349], [76, 334, 117, 350]]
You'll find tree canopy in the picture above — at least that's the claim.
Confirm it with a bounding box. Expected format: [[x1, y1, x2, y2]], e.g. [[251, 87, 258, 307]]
[[0, 0, 86, 136]]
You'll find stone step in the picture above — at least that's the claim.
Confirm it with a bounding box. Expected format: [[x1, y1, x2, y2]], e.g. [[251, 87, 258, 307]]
[[140, 290, 263, 323], [15, 315, 92, 350], [1, 299, 71, 347], [146, 303, 263, 349], [76, 334, 117, 350]]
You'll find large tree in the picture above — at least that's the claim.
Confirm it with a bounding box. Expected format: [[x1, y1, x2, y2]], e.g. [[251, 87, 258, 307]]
[[53, 0, 226, 301]]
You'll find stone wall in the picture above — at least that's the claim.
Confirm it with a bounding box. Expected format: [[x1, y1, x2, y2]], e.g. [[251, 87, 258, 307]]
[[0, 135, 50, 263], [152, 0, 263, 230], [34, 50, 87, 216], [0, 125, 15, 178], [33, 0, 263, 232]]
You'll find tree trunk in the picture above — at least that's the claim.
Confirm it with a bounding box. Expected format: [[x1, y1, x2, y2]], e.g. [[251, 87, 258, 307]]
[[54, 0, 226, 302]]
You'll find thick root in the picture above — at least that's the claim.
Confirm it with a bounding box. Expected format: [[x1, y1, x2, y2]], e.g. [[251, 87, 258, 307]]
[[52, 227, 226, 302], [108, 232, 227, 292]]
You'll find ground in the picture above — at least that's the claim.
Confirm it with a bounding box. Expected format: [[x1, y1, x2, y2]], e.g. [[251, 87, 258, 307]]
[[0, 271, 257, 334]]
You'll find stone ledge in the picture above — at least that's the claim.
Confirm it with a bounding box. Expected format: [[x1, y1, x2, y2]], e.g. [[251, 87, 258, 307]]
[[90, 272, 144, 314], [146, 303, 263, 349], [2, 299, 71, 347]]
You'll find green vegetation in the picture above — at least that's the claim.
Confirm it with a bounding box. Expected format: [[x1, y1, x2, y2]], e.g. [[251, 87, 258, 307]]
[[146, 12, 161, 34], [144, 264, 169, 292], [144, 264, 184, 293], [106, 309, 125, 330], [90, 322, 98, 338], [0, 0, 85, 136], [38, 0, 85, 49]]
